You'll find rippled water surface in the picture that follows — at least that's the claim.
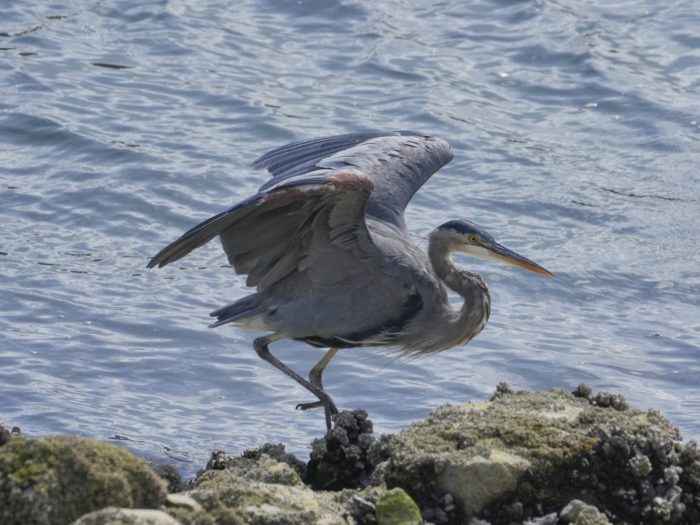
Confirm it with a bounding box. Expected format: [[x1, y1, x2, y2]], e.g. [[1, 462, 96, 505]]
[[2, 0, 699, 475]]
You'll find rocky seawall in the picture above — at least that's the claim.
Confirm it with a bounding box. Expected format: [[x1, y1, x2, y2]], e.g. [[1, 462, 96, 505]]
[[1, 385, 698, 525]]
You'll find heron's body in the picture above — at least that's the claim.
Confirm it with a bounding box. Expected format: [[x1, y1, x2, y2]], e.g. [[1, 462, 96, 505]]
[[149, 131, 552, 429], [215, 217, 490, 355]]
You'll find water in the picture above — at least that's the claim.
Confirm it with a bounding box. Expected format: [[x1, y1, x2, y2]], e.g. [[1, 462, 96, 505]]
[[2, 0, 699, 476]]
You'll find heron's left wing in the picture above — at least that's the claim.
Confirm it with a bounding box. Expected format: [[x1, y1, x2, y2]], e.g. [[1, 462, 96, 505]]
[[149, 132, 452, 293], [254, 132, 453, 229]]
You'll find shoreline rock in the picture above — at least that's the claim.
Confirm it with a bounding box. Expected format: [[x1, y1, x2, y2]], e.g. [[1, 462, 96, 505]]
[[0, 434, 166, 525], [1, 385, 699, 524]]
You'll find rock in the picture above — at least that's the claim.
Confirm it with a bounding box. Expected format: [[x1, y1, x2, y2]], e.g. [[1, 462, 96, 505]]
[[4, 385, 700, 525], [560, 499, 611, 525], [572, 384, 592, 399], [591, 391, 629, 411], [305, 409, 376, 490], [627, 455, 653, 478], [169, 453, 344, 525], [524, 512, 559, 525], [168, 448, 423, 525], [198, 469, 317, 520], [0, 436, 167, 525], [210, 453, 304, 487], [437, 450, 529, 516], [205, 443, 306, 478], [344, 493, 376, 523], [165, 494, 203, 512], [171, 467, 343, 525], [375, 487, 423, 525], [0, 423, 21, 446], [152, 463, 184, 493], [241, 443, 307, 476], [369, 386, 695, 523], [71, 507, 181, 525]]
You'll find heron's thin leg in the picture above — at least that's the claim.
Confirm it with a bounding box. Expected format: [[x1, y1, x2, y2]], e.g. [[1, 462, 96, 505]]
[[310, 347, 339, 388], [253, 337, 337, 430], [296, 347, 340, 412]]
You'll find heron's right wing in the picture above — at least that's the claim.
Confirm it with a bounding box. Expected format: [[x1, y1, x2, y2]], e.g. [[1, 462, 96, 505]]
[[148, 168, 378, 291], [253, 132, 454, 229]]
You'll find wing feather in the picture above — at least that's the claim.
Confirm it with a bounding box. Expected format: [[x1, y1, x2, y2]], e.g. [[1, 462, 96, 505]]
[[255, 132, 453, 229], [253, 131, 416, 180]]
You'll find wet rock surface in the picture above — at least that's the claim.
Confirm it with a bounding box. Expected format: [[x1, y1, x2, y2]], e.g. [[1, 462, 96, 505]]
[[2, 385, 699, 524]]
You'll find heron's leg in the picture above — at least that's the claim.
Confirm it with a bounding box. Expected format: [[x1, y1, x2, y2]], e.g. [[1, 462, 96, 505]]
[[253, 337, 337, 430], [296, 347, 340, 412]]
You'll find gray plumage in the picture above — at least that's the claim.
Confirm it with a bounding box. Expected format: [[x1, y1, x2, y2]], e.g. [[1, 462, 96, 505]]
[[149, 131, 554, 429]]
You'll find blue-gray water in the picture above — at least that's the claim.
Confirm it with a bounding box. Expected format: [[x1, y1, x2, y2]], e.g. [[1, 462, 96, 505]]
[[2, 1, 699, 476]]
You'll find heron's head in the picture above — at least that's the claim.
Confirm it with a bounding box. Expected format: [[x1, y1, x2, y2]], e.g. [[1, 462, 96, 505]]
[[433, 219, 555, 278]]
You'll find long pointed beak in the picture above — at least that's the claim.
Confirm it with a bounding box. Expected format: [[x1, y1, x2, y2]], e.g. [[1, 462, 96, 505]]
[[488, 242, 556, 278]]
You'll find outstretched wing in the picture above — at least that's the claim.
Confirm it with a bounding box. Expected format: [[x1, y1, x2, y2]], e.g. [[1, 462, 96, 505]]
[[254, 132, 453, 229], [148, 168, 376, 289], [148, 132, 452, 293]]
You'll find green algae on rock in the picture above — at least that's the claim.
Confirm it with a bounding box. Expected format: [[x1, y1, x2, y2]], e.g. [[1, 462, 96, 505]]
[[375, 487, 423, 525], [168, 445, 334, 525], [369, 385, 700, 524], [170, 459, 339, 525], [0, 435, 167, 525], [169, 443, 424, 525], [190, 469, 322, 524]]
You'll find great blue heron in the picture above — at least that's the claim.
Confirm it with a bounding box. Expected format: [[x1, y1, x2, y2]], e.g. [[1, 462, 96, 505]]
[[149, 131, 554, 430]]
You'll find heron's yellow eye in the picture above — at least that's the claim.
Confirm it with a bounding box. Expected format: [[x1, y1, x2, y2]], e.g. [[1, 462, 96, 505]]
[[468, 235, 478, 243]]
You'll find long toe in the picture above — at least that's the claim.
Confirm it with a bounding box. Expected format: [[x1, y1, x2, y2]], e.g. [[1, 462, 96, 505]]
[[296, 400, 323, 411]]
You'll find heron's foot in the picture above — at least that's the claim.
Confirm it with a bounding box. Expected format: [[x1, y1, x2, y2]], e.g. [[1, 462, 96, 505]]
[[295, 398, 339, 413], [296, 400, 322, 411], [295, 395, 338, 430]]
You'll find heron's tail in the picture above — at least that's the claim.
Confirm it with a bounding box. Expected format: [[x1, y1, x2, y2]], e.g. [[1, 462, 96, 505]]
[[209, 294, 261, 328]]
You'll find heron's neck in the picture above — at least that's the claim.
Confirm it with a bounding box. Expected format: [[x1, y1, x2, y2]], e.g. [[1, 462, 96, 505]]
[[428, 238, 484, 295], [428, 237, 491, 346]]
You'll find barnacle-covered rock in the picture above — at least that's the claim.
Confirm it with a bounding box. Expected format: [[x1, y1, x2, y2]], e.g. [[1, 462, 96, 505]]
[[368, 385, 697, 524], [168, 442, 423, 525], [304, 409, 376, 490], [0, 423, 21, 446], [0, 436, 166, 525], [559, 499, 611, 524], [204, 443, 305, 478]]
